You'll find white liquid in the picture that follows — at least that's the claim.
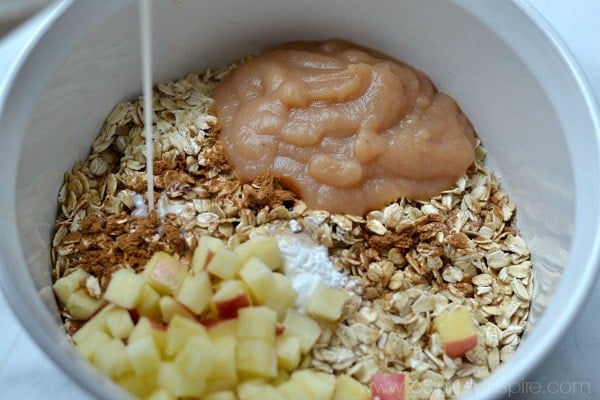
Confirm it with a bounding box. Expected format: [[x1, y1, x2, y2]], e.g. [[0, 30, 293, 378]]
[[139, 0, 154, 211]]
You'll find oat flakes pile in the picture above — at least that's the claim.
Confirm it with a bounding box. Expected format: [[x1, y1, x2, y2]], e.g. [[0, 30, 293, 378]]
[[51, 65, 532, 400]]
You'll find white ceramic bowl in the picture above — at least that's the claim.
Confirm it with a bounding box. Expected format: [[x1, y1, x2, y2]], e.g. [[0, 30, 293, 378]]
[[1, 0, 599, 399]]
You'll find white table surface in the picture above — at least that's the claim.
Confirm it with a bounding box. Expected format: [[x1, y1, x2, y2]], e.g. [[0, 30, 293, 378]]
[[0, 1, 599, 399]]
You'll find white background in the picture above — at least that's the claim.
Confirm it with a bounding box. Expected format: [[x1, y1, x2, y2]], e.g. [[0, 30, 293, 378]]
[[0, 1, 598, 399]]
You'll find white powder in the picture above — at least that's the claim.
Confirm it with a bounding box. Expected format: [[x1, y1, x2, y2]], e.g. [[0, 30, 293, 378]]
[[132, 192, 188, 219], [254, 222, 349, 312]]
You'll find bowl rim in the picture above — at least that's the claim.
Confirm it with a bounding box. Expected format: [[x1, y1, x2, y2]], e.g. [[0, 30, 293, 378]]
[[0, 0, 599, 399]]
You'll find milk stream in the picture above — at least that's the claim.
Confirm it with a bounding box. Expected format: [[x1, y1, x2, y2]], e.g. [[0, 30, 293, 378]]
[[140, 0, 154, 211]]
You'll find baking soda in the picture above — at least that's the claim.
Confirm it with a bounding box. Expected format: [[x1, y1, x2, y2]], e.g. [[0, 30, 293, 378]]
[[258, 224, 349, 311]]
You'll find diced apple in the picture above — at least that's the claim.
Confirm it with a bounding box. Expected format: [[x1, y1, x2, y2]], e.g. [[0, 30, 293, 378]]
[[105, 307, 135, 339], [236, 339, 277, 379], [103, 268, 146, 308], [332, 375, 370, 400], [206, 318, 238, 339], [174, 335, 219, 380], [292, 370, 336, 400], [175, 270, 212, 314], [159, 295, 195, 323], [283, 310, 321, 354], [206, 246, 243, 280], [128, 316, 167, 358], [370, 373, 409, 400], [276, 335, 301, 371], [146, 388, 176, 400], [165, 314, 209, 357], [52, 268, 90, 305], [238, 257, 275, 304], [157, 361, 206, 398], [206, 334, 238, 393], [116, 371, 153, 398], [125, 335, 161, 375], [236, 306, 277, 344], [65, 290, 106, 320], [75, 330, 112, 361], [433, 307, 478, 358], [72, 304, 115, 344], [264, 273, 298, 320], [234, 236, 283, 271], [270, 369, 291, 386], [204, 391, 238, 400], [144, 252, 188, 296], [136, 284, 162, 321], [211, 280, 251, 319], [306, 285, 350, 322], [237, 379, 286, 400], [191, 235, 225, 274], [92, 338, 131, 378], [277, 378, 315, 400]]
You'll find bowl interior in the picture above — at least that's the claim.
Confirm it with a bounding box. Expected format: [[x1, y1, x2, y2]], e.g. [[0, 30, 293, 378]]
[[1, 0, 599, 399]]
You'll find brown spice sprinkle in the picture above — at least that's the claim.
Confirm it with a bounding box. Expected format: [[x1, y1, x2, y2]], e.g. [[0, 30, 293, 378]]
[[51, 67, 533, 399]]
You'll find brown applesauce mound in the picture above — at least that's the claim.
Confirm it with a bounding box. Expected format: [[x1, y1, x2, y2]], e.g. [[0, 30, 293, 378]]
[[214, 39, 477, 215], [51, 63, 532, 399]]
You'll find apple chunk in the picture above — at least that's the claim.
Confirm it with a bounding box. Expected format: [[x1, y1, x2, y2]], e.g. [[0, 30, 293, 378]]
[[175, 270, 212, 314], [433, 307, 478, 358], [306, 285, 350, 322], [283, 310, 321, 354], [103, 268, 146, 308], [236, 305, 277, 343], [191, 235, 225, 274], [234, 235, 283, 271], [332, 375, 370, 400], [211, 280, 251, 319], [371, 373, 409, 400], [238, 257, 275, 304], [144, 252, 188, 296]]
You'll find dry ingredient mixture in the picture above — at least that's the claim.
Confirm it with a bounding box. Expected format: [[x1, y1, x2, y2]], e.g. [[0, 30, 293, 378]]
[[51, 61, 533, 399]]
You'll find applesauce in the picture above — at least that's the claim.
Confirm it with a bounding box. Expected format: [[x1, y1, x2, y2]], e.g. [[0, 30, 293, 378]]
[[214, 39, 477, 215]]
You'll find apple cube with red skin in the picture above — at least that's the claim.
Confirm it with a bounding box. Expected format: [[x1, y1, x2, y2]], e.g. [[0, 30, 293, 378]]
[[433, 307, 478, 358], [234, 236, 283, 271], [191, 235, 224, 275], [332, 375, 370, 400], [211, 280, 251, 319], [371, 373, 409, 400], [144, 252, 188, 296]]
